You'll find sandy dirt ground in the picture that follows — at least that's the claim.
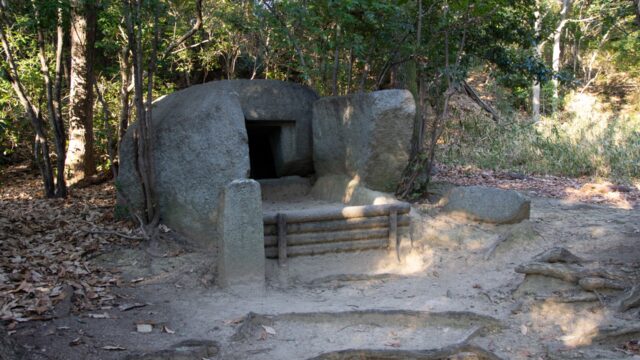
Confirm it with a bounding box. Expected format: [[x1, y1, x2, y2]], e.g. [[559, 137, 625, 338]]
[[7, 183, 639, 360]]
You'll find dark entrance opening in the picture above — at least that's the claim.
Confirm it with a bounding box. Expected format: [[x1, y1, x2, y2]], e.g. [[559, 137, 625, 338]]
[[245, 121, 280, 179]]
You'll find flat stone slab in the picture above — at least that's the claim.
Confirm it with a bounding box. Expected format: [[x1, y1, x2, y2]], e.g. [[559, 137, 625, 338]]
[[441, 186, 530, 224]]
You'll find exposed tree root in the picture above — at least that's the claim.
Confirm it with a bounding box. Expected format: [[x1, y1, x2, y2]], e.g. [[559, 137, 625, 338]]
[[578, 277, 626, 291], [592, 323, 640, 343], [532, 247, 585, 264], [516, 247, 639, 312], [308, 343, 503, 360], [483, 233, 511, 260], [515, 262, 584, 283], [534, 292, 599, 303], [614, 286, 640, 312]]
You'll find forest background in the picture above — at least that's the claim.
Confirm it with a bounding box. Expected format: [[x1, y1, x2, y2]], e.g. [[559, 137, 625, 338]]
[[1, 0, 639, 200]]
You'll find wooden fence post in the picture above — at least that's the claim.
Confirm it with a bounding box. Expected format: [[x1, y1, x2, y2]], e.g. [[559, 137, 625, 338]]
[[277, 213, 287, 267]]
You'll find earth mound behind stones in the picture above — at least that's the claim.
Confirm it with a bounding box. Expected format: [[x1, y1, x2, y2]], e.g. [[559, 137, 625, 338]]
[[441, 186, 530, 224]]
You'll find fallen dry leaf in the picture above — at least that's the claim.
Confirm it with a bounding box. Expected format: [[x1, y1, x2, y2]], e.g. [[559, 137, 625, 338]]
[[69, 337, 84, 346], [162, 325, 175, 334], [136, 323, 153, 333], [118, 303, 147, 312], [262, 325, 276, 335], [102, 345, 126, 351], [87, 312, 110, 319], [0, 165, 133, 325], [223, 317, 244, 325]]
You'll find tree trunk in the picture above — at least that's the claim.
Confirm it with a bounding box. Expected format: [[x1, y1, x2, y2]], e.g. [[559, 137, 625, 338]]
[[66, 0, 97, 183], [532, 6, 543, 122], [411, 0, 424, 156], [346, 47, 354, 94], [53, 7, 67, 196], [331, 25, 340, 96], [34, 1, 67, 197], [0, 6, 55, 197], [118, 39, 132, 147], [552, 0, 571, 111]]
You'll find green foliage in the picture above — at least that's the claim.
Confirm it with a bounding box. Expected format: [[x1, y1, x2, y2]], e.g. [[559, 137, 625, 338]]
[[1, 0, 639, 188], [440, 112, 640, 182]]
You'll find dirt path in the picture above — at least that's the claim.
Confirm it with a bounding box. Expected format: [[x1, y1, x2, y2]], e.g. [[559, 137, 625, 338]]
[[6, 183, 638, 359]]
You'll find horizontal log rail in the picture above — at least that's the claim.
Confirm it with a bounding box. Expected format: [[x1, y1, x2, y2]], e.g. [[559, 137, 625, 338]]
[[264, 214, 411, 235], [263, 202, 410, 225], [266, 227, 392, 247], [264, 202, 411, 261], [265, 238, 389, 258]]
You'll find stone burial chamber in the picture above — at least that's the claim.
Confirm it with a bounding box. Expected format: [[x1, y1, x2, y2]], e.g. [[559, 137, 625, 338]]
[[116, 79, 415, 288]]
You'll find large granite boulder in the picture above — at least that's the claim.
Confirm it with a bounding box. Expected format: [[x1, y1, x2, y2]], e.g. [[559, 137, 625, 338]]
[[213, 80, 318, 176], [312, 90, 415, 192], [117, 80, 318, 246], [441, 186, 530, 224], [117, 86, 249, 247]]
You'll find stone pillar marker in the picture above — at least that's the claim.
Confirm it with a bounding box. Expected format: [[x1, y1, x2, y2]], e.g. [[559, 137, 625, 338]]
[[217, 179, 265, 289]]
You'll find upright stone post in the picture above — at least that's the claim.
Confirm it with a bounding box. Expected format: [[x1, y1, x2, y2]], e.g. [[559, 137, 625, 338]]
[[217, 179, 265, 289]]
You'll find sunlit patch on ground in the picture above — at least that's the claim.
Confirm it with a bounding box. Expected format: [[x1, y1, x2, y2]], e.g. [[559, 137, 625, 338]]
[[529, 300, 606, 348], [373, 247, 434, 276], [564, 182, 634, 210]]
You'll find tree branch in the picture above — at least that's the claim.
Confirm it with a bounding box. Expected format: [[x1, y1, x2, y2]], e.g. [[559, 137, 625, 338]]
[[161, 0, 202, 59]]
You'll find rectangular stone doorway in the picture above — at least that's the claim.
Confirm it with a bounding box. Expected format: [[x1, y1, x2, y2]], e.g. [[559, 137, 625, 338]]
[[245, 120, 286, 179]]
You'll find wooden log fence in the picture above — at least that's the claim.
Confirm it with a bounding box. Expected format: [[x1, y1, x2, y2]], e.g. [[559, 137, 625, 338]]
[[264, 203, 411, 264]]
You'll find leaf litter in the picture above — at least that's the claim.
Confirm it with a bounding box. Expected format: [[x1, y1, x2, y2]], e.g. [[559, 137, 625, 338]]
[[0, 164, 140, 327]]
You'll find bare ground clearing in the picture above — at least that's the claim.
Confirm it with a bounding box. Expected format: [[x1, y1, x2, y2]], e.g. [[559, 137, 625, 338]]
[[1, 165, 639, 359]]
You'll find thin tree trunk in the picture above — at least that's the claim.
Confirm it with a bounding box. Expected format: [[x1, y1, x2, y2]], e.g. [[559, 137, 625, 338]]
[[262, 0, 312, 87], [118, 37, 132, 145], [53, 6, 67, 196], [0, 12, 55, 197], [332, 25, 340, 96], [94, 82, 118, 178], [66, 0, 97, 182], [162, 0, 202, 59], [346, 47, 354, 94], [33, 1, 67, 197], [145, 2, 160, 228], [411, 0, 424, 156], [124, 0, 159, 234], [359, 58, 370, 93], [582, 27, 611, 93], [552, 0, 571, 111], [532, 4, 543, 122]]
